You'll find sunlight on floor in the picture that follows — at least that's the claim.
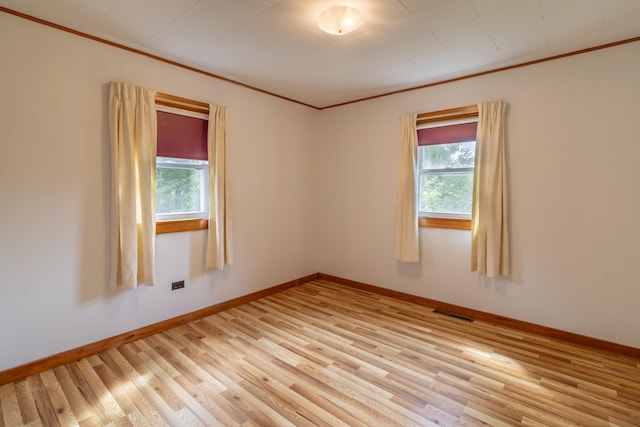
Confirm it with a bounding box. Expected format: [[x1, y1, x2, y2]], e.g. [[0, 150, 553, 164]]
[[463, 346, 528, 375]]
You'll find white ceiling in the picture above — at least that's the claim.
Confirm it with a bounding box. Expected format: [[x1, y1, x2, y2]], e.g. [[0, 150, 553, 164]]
[[1, 0, 639, 108]]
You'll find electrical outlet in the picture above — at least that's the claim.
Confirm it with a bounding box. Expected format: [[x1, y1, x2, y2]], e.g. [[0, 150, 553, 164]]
[[171, 280, 185, 290]]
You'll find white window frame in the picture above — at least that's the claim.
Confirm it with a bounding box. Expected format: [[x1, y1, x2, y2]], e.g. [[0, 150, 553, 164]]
[[156, 157, 209, 221]]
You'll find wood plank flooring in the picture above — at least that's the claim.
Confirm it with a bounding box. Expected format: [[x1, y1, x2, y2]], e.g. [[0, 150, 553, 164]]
[[2, 279, 640, 426]]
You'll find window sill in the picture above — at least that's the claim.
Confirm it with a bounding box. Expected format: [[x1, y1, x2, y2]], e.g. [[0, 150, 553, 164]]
[[156, 218, 208, 234], [419, 216, 471, 230]]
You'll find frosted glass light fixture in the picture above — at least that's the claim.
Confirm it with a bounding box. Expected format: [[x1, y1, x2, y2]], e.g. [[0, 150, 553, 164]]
[[317, 5, 363, 35]]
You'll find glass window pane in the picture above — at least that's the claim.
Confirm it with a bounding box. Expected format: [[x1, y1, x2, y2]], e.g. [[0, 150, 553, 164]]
[[422, 141, 476, 169], [156, 164, 204, 215], [420, 171, 474, 214]]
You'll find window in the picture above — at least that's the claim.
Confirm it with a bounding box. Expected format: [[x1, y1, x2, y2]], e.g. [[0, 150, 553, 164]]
[[156, 157, 208, 220], [155, 93, 210, 234], [416, 106, 478, 230]]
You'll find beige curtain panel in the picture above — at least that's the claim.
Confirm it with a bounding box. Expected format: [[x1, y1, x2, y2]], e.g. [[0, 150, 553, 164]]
[[471, 100, 510, 278], [108, 82, 157, 289], [206, 104, 233, 270], [394, 113, 420, 262]]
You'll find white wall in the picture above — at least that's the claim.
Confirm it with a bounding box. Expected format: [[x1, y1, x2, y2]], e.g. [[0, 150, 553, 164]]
[[0, 14, 316, 370], [313, 41, 640, 348]]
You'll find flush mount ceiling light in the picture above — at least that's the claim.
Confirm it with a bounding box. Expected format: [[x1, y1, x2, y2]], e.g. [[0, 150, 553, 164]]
[[317, 5, 364, 35]]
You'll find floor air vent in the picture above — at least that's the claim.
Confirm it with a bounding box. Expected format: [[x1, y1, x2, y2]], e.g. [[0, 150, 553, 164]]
[[433, 309, 474, 323]]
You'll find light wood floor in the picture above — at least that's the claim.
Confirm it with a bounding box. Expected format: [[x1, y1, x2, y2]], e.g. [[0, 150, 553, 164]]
[[2, 280, 639, 426]]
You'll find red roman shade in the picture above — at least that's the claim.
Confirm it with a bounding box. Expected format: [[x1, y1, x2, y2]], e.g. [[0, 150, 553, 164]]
[[417, 121, 477, 146], [157, 111, 208, 160]]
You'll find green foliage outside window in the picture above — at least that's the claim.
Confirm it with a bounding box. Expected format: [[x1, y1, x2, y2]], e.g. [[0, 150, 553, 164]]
[[420, 141, 475, 214], [421, 173, 474, 213], [156, 158, 205, 215]]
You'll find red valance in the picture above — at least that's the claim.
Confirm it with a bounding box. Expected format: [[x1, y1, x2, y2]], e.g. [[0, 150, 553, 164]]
[[418, 121, 477, 146], [157, 111, 207, 160]]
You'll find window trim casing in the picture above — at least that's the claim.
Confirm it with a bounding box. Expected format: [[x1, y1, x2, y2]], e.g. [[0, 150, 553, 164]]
[[418, 216, 471, 230], [155, 92, 210, 235], [157, 218, 208, 234], [416, 105, 479, 231]]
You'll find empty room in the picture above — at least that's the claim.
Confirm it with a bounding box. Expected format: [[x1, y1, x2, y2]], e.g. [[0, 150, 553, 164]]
[[1, 1, 639, 425]]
